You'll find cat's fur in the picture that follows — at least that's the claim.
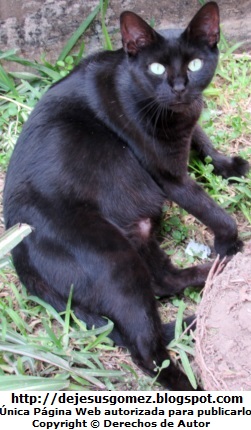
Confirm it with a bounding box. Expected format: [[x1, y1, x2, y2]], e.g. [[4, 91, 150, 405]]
[[3, 2, 249, 390]]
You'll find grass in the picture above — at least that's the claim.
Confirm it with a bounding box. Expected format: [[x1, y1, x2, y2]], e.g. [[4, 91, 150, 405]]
[[0, 4, 251, 390], [0, 265, 125, 390]]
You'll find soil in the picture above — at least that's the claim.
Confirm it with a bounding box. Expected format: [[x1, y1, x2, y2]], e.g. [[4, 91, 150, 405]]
[[195, 242, 251, 390]]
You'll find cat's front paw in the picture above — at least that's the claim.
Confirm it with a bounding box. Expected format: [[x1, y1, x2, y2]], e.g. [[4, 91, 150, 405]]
[[214, 236, 243, 257], [214, 155, 250, 179], [227, 156, 250, 178]]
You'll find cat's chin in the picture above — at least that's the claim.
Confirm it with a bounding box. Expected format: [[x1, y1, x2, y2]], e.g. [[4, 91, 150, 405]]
[[168, 103, 189, 113]]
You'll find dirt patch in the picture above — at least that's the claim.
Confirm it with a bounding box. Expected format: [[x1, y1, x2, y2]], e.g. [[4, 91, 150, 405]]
[[195, 242, 251, 390]]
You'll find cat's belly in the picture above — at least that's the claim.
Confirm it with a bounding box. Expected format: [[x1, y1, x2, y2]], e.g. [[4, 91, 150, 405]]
[[138, 218, 151, 239], [125, 218, 153, 240]]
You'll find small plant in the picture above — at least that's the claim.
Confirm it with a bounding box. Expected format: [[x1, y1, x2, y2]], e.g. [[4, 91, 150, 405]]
[[0, 283, 124, 390], [151, 359, 170, 387], [161, 206, 192, 246], [168, 301, 198, 389]]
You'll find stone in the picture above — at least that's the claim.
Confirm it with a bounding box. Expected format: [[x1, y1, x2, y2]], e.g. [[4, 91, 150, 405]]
[[0, 0, 250, 69]]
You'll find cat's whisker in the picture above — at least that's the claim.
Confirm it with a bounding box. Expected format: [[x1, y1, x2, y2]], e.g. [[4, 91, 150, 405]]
[[121, 98, 159, 135]]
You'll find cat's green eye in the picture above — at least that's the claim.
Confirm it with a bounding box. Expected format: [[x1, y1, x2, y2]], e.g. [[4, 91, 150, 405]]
[[149, 63, 166, 75], [188, 59, 203, 72]]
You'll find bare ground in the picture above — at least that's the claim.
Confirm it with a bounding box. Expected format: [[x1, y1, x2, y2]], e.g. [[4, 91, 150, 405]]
[[196, 242, 251, 390]]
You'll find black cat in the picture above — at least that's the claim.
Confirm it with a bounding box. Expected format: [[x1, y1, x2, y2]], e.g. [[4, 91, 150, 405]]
[[3, 2, 249, 390]]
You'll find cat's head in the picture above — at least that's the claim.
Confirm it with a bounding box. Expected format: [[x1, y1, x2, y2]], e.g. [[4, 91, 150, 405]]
[[120, 2, 220, 112]]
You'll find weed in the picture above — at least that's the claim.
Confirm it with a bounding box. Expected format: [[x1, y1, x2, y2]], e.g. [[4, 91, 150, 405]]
[[0, 277, 124, 390], [168, 301, 198, 389]]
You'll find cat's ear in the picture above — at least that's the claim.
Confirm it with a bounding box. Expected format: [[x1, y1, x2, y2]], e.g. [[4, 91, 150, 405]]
[[184, 2, 220, 47], [120, 11, 157, 55]]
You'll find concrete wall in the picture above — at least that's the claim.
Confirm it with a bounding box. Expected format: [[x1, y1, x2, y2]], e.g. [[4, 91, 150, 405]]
[[0, 0, 250, 66]]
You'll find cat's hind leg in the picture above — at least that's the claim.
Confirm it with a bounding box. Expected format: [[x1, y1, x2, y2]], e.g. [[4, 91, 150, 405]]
[[12, 213, 195, 390], [137, 236, 212, 297], [152, 261, 212, 297]]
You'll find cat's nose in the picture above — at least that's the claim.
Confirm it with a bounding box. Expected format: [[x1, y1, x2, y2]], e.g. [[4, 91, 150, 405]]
[[172, 83, 186, 95]]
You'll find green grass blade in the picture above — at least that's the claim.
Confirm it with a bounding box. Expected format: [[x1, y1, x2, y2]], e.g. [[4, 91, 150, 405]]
[[0, 49, 18, 60], [30, 64, 62, 81], [69, 376, 92, 389], [3, 308, 32, 335], [41, 319, 63, 349], [27, 295, 66, 326], [58, 4, 101, 62], [101, 22, 113, 51], [240, 203, 251, 224], [179, 349, 197, 389], [0, 64, 19, 96], [0, 343, 106, 388], [0, 327, 27, 344], [18, 79, 43, 100], [0, 51, 34, 67], [84, 323, 114, 351], [75, 42, 86, 64], [62, 285, 74, 348], [69, 350, 100, 368], [174, 300, 186, 340], [0, 317, 7, 342], [100, 0, 113, 50], [6, 281, 25, 308], [0, 375, 70, 391], [10, 71, 41, 81], [1, 53, 62, 81], [172, 341, 195, 356]]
